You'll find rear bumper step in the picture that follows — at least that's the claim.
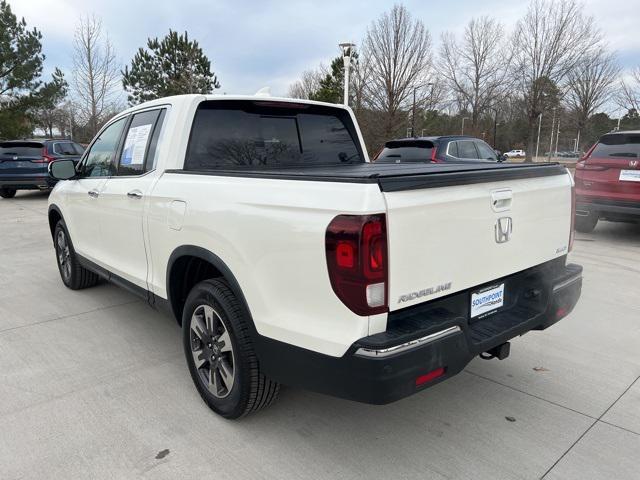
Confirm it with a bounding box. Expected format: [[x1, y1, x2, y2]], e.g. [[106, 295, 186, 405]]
[[255, 259, 582, 405]]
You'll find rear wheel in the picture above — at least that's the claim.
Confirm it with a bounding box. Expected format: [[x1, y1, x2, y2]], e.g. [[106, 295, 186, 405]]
[[54, 220, 100, 289], [0, 188, 16, 199], [575, 212, 598, 233], [182, 279, 279, 419]]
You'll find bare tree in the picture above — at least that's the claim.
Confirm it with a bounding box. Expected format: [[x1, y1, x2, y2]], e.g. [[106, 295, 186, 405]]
[[72, 15, 120, 137], [565, 47, 619, 148], [440, 17, 511, 133], [618, 67, 640, 113], [362, 4, 434, 140], [512, 0, 601, 160], [287, 67, 324, 99]]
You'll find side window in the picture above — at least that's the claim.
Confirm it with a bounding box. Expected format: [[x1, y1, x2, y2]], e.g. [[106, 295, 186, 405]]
[[81, 117, 127, 178], [458, 140, 480, 159], [475, 141, 497, 160], [117, 109, 163, 176], [447, 141, 459, 157]]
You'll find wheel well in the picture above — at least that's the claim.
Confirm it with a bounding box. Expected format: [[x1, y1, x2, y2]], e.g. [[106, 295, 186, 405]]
[[168, 255, 223, 324], [48, 209, 62, 239]]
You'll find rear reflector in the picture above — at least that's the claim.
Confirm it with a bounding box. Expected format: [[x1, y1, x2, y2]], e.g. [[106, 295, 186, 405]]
[[415, 367, 445, 386]]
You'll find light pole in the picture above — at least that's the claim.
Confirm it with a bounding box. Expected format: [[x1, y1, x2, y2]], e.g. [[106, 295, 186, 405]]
[[411, 82, 434, 137], [535, 113, 542, 160], [548, 107, 556, 161], [461, 117, 469, 135], [492, 108, 499, 148], [339, 42, 355, 106]]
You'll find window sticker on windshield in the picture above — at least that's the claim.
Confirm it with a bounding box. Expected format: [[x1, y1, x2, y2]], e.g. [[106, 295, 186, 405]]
[[121, 124, 152, 165]]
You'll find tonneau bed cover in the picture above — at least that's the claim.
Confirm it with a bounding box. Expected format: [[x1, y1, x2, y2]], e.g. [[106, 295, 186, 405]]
[[166, 162, 566, 192]]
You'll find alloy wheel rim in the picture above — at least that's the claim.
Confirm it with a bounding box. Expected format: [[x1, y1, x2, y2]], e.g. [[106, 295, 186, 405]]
[[56, 230, 71, 280], [190, 304, 235, 398]]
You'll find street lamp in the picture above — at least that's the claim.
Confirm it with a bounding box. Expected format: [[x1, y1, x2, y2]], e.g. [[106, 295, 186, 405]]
[[339, 42, 355, 106], [412, 82, 434, 137], [535, 113, 542, 160], [461, 117, 469, 135]]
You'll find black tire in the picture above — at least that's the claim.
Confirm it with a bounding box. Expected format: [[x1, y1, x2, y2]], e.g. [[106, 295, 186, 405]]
[[182, 279, 280, 419], [575, 212, 598, 233], [0, 188, 16, 199], [53, 220, 100, 290]]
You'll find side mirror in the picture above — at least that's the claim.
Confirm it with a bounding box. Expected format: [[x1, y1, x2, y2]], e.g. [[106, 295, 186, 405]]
[[49, 159, 77, 180]]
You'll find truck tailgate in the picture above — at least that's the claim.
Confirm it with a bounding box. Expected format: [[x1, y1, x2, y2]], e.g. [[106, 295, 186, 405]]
[[383, 170, 572, 311]]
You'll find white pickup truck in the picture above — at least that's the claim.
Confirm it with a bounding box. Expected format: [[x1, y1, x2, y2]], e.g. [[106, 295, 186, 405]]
[[47, 95, 582, 419]]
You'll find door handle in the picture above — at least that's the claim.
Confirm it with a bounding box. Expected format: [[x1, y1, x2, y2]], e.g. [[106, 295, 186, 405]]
[[88, 190, 99, 198], [127, 190, 143, 199], [491, 189, 513, 212]]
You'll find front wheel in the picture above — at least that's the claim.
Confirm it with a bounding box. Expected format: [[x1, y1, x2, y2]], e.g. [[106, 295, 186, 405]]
[[182, 279, 280, 419], [54, 220, 100, 289], [0, 188, 16, 198]]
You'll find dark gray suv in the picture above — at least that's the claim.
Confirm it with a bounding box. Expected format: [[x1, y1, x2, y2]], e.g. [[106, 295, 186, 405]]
[[0, 139, 84, 198], [374, 135, 501, 164]]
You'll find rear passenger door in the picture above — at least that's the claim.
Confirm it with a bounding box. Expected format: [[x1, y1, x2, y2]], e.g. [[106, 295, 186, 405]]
[[98, 108, 167, 290], [457, 140, 481, 160]]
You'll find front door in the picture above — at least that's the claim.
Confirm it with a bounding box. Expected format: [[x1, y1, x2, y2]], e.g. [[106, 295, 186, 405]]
[[63, 117, 127, 262]]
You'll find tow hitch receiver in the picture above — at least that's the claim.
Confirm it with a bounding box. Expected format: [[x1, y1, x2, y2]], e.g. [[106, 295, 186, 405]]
[[480, 342, 511, 360]]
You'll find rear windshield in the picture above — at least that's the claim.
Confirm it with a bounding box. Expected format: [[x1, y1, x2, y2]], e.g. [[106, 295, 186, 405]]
[[52, 142, 84, 155], [0, 142, 43, 158], [185, 100, 363, 170], [376, 140, 434, 163], [591, 134, 640, 159]]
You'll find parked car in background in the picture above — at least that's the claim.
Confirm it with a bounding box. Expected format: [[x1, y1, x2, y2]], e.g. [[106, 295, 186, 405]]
[[0, 139, 84, 198], [574, 130, 640, 232], [503, 149, 526, 159], [374, 136, 501, 164]]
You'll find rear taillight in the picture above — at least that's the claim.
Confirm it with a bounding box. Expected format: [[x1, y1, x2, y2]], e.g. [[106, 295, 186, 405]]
[[32, 147, 54, 163], [569, 183, 575, 252], [430, 147, 440, 163], [325, 214, 388, 316]]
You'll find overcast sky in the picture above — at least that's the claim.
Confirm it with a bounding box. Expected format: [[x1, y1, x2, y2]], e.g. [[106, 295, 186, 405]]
[[12, 0, 640, 105]]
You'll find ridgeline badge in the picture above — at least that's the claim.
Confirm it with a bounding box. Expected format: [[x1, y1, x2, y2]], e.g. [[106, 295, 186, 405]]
[[398, 282, 452, 303]]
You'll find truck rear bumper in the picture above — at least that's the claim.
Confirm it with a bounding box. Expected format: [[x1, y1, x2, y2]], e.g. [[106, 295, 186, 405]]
[[0, 175, 56, 190], [576, 197, 640, 220], [255, 260, 582, 405]]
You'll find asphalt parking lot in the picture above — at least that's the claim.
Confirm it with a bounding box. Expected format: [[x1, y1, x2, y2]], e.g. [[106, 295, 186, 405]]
[[0, 191, 638, 480]]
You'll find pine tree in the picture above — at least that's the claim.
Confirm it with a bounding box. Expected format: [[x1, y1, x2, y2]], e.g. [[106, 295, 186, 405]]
[[122, 30, 220, 105]]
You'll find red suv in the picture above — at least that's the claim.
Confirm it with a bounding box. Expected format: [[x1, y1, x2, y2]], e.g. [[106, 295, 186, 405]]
[[574, 131, 640, 232]]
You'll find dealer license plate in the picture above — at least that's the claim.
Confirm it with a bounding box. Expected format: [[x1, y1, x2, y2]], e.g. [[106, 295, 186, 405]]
[[619, 170, 640, 182], [471, 283, 505, 318]]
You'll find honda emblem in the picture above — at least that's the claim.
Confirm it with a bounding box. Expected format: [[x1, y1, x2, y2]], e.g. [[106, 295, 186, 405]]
[[629, 160, 638, 168], [495, 217, 512, 243]]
